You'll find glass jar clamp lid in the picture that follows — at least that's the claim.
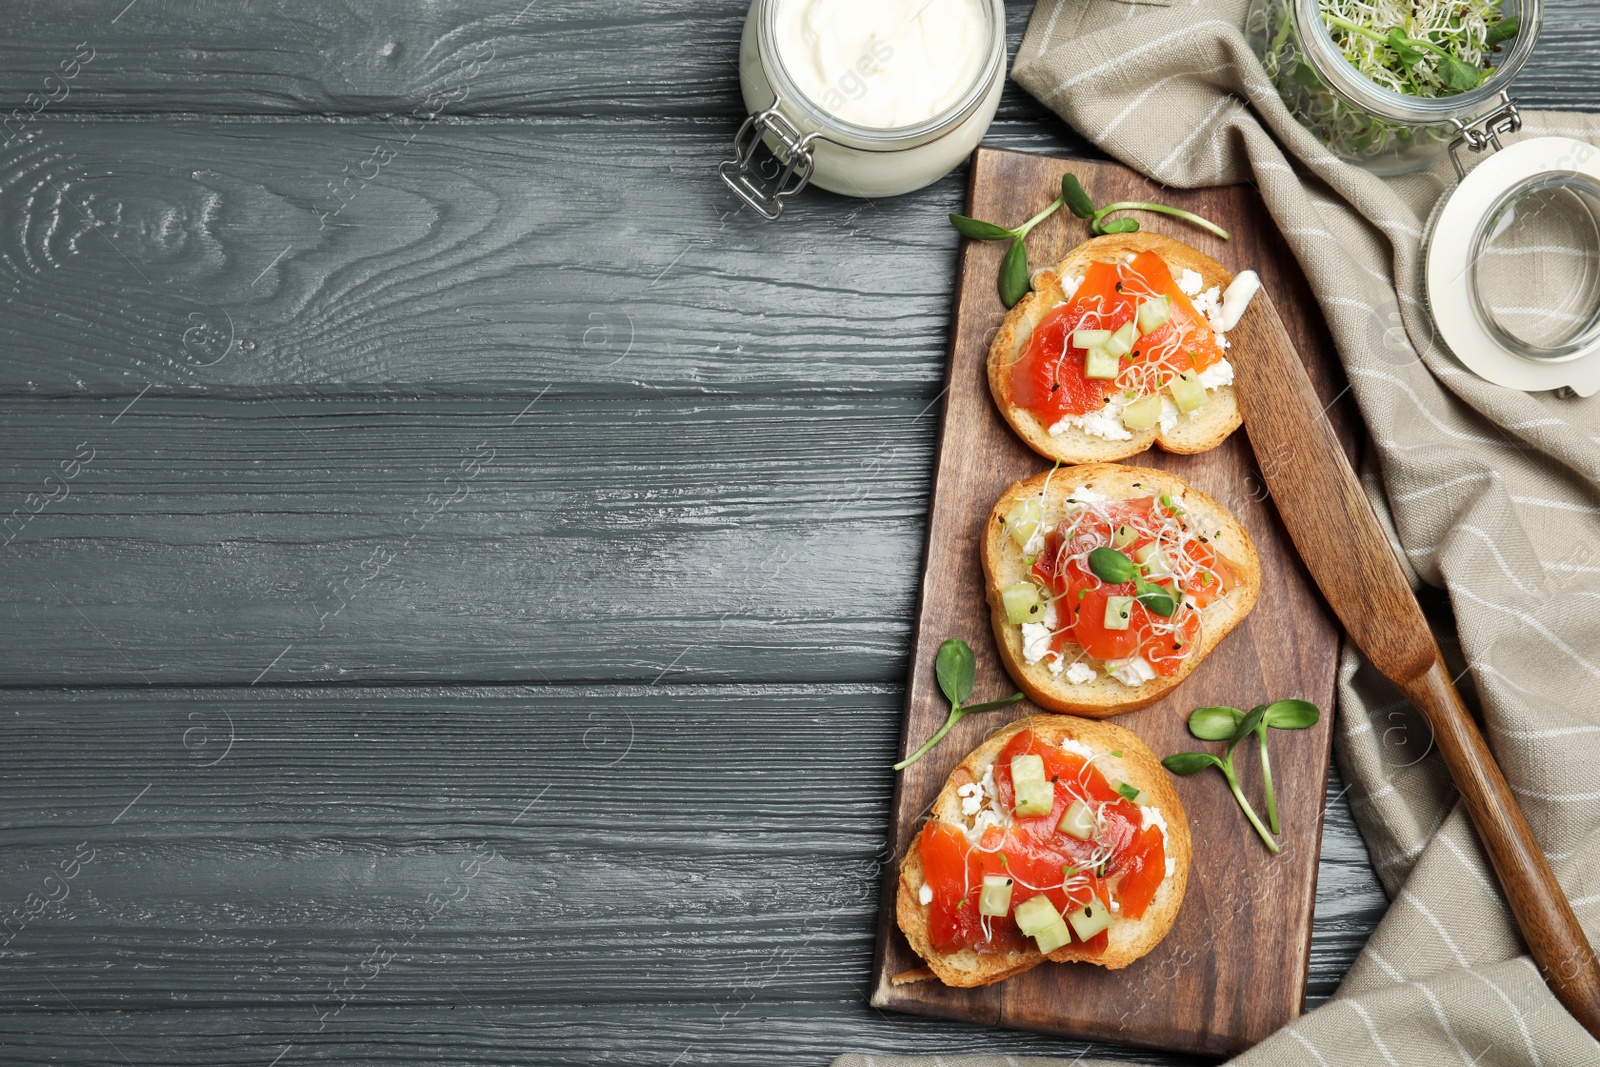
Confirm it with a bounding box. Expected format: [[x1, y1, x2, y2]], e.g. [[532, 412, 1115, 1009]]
[[718, 0, 1008, 219], [1248, 0, 1597, 393], [1425, 130, 1600, 396]]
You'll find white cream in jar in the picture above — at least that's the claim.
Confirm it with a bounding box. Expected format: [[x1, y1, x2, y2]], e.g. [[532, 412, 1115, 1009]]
[[771, 0, 991, 130], [721, 0, 1006, 216]]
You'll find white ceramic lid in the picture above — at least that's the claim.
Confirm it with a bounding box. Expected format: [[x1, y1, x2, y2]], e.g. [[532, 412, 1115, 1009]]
[[1426, 135, 1600, 397]]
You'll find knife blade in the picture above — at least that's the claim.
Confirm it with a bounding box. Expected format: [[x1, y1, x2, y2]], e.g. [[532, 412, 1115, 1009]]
[[1228, 293, 1600, 1037]]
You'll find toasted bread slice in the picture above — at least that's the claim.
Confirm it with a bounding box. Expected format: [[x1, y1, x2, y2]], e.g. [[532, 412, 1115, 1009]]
[[988, 232, 1243, 464], [983, 463, 1260, 717], [896, 713, 1191, 986]]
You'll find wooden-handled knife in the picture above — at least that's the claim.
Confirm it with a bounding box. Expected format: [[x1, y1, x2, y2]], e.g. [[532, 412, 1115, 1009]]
[[1228, 295, 1600, 1037]]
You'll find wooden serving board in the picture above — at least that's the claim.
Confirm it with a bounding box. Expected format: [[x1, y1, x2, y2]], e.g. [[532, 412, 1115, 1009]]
[[870, 149, 1357, 1056]]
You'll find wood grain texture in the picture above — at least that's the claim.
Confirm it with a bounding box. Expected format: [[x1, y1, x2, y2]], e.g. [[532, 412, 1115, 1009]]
[[871, 151, 1358, 1057], [0, 0, 1594, 117], [1229, 299, 1600, 1035], [0, 0, 1400, 1061], [0, 685, 1377, 1053], [0, 395, 933, 687], [0, 120, 982, 398], [0, 0, 1060, 122], [0, 1004, 1196, 1067]]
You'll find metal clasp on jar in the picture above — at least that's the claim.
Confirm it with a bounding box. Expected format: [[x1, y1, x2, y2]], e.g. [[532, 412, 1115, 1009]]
[[1448, 91, 1524, 179], [718, 103, 819, 221]]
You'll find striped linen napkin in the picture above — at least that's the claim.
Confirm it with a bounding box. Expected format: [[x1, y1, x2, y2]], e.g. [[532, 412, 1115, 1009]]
[[838, 0, 1600, 1064]]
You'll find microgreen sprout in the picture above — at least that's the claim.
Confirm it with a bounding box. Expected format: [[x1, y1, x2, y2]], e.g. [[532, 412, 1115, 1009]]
[[950, 174, 1229, 309], [893, 638, 1025, 771], [950, 193, 1068, 308], [1323, 13, 1486, 92], [1163, 699, 1321, 853], [1163, 708, 1277, 853], [1258, 700, 1320, 831], [1087, 546, 1137, 584], [1063, 174, 1231, 241], [1317, 0, 1517, 99], [1085, 545, 1178, 618]]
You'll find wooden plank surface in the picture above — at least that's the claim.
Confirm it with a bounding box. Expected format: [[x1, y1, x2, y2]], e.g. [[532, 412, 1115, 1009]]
[[0, 0, 1454, 1060], [0, 0, 1063, 121], [0, 121, 970, 398], [0, 685, 1378, 1060], [870, 151, 1356, 1057], [0, 684, 901, 1007], [0, 396, 929, 686], [0, 0, 1594, 116]]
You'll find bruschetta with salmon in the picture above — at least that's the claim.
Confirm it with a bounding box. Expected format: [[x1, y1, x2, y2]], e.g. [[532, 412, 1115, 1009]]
[[989, 232, 1259, 464], [896, 713, 1191, 986], [984, 463, 1260, 716]]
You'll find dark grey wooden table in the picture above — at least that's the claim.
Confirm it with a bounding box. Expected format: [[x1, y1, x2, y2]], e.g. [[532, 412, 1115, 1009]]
[[1, 3, 1593, 1064]]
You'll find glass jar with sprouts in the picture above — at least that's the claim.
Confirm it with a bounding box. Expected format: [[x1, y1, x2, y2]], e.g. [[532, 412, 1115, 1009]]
[[1246, 0, 1542, 176]]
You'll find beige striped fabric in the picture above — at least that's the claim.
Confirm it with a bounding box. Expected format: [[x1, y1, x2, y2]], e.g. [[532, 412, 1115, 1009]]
[[836, 1, 1600, 1064]]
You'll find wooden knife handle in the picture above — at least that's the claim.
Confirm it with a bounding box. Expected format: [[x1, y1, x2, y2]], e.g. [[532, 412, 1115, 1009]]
[[1399, 658, 1600, 1033]]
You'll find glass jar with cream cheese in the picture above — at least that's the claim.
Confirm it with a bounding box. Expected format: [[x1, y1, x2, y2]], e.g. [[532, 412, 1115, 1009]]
[[720, 0, 1008, 219]]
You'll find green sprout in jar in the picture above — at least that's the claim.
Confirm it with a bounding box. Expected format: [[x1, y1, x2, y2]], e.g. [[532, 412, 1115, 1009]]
[[1320, 0, 1520, 98], [1250, 0, 1521, 166]]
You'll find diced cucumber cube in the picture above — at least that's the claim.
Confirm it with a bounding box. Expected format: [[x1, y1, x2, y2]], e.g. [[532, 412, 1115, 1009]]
[[1137, 295, 1171, 335], [1012, 894, 1061, 936], [1083, 347, 1119, 380], [1057, 798, 1097, 841], [1103, 595, 1134, 631], [1120, 393, 1163, 431], [1169, 370, 1208, 414], [1005, 497, 1043, 548], [1067, 895, 1114, 941], [1015, 895, 1073, 952], [1013, 777, 1055, 817], [979, 874, 1014, 917], [1010, 753, 1046, 785], [1002, 583, 1044, 624], [1071, 328, 1112, 349], [1104, 321, 1137, 358], [1133, 543, 1173, 577], [1032, 912, 1073, 954], [1110, 523, 1139, 550]]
